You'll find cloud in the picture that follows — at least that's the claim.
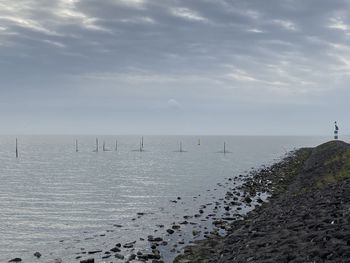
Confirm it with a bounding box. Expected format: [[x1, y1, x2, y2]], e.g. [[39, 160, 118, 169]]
[[170, 7, 207, 22], [42, 39, 66, 48], [272, 19, 298, 31], [1, 0, 350, 134], [167, 98, 181, 109]]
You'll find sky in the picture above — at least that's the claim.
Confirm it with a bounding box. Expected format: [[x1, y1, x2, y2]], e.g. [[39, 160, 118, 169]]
[[0, 0, 349, 135]]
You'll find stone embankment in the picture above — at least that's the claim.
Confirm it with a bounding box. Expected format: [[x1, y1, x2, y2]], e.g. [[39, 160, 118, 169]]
[[175, 140, 350, 263]]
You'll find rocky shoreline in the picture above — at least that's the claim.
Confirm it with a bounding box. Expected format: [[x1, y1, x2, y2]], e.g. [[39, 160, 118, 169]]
[[175, 140, 350, 263], [8, 140, 350, 263]]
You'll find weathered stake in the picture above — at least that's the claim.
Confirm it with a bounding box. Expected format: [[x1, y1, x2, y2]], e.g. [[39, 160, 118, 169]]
[[95, 138, 99, 152], [75, 139, 78, 152], [16, 138, 18, 158]]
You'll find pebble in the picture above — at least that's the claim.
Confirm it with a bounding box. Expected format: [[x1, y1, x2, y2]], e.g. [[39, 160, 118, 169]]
[[166, 229, 175, 234]]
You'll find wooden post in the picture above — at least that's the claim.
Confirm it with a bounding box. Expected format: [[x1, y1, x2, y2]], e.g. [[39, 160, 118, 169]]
[[224, 142, 226, 154], [115, 140, 118, 151], [16, 138, 18, 158], [139, 141, 142, 152], [95, 138, 99, 152], [103, 141, 106, 152], [75, 139, 78, 152]]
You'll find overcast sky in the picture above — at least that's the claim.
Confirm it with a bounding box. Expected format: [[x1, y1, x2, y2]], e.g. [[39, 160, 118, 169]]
[[0, 0, 349, 135]]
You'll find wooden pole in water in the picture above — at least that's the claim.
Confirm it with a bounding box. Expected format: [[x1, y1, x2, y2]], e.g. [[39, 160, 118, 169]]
[[141, 136, 144, 148], [103, 141, 106, 151], [15, 138, 18, 158], [95, 138, 99, 152], [224, 142, 226, 154], [115, 140, 118, 151], [139, 140, 142, 152], [75, 139, 78, 152]]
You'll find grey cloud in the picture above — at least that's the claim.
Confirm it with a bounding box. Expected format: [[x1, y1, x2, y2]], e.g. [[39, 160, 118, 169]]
[[0, 0, 349, 134]]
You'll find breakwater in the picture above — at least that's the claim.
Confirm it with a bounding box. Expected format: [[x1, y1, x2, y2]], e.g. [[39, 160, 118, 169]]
[[175, 140, 350, 262]]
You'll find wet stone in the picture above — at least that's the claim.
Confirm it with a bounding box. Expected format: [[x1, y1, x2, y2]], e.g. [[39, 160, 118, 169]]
[[110, 247, 121, 252], [166, 229, 175, 234], [115, 254, 124, 259], [123, 241, 136, 248], [87, 250, 102, 254]]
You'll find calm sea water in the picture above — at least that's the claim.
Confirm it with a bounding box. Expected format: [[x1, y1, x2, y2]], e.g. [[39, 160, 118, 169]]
[[0, 135, 342, 262]]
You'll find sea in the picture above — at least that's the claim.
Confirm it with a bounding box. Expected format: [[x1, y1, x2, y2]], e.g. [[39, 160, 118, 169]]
[[0, 135, 342, 262]]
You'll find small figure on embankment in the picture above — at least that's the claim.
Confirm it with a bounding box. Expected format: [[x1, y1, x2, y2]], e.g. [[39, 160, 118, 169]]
[[334, 121, 339, 140], [175, 140, 350, 263]]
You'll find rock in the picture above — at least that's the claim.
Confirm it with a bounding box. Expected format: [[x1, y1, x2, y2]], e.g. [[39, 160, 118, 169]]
[[148, 235, 163, 242], [88, 250, 102, 254], [110, 247, 121, 252], [244, 196, 252, 203], [33, 252, 41, 258], [8, 258, 22, 263], [193, 230, 201, 236], [115, 254, 124, 259], [167, 229, 175, 234], [80, 259, 94, 263], [123, 241, 136, 248]]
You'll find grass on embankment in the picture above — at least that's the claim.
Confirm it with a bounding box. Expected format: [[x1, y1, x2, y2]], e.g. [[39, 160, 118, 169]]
[[317, 148, 350, 187]]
